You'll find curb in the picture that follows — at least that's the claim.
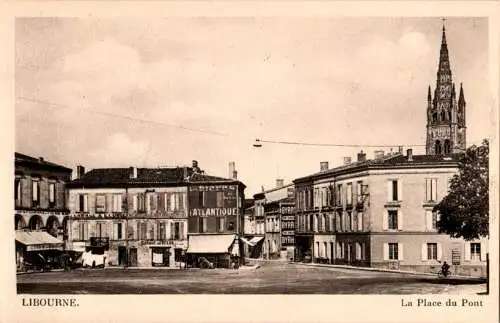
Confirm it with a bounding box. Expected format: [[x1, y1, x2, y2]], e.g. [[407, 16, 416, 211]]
[[17, 268, 65, 275], [296, 262, 487, 281]]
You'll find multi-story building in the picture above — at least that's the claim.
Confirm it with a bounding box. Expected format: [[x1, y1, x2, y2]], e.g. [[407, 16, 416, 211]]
[[66, 165, 190, 268], [185, 162, 246, 268], [14, 152, 72, 271], [249, 180, 296, 260], [295, 149, 487, 276], [293, 25, 487, 277]]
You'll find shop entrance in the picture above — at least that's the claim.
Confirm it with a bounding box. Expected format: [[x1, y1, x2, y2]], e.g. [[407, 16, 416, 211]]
[[118, 246, 127, 266], [129, 248, 138, 267]]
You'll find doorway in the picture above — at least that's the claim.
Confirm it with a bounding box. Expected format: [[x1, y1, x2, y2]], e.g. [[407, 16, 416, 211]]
[[118, 246, 126, 266], [129, 248, 138, 267]]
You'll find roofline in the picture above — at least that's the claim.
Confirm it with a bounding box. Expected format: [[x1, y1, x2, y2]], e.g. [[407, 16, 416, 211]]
[[66, 182, 188, 189], [293, 159, 460, 183], [67, 180, 246, 189], [15, 157, 73, 172]]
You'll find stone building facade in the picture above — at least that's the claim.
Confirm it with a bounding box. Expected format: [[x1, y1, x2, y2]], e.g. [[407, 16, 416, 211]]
[[67, 165, 189, 268], [14, 152, 72, 270], [294, 150, 488, 277]]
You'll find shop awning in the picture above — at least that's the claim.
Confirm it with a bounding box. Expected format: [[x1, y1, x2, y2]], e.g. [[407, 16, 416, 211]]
[[239, 236, 255, 247], [15, 231, 63, 252], [249, 236, 264, 245], [186, 234, 236, 254]]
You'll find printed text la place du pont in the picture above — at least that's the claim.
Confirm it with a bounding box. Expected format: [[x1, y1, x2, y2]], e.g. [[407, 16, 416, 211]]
[[401, 298, 483, 307]]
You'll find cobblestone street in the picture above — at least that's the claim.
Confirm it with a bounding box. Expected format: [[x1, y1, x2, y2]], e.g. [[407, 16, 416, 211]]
[[17, 262, 487, 294]]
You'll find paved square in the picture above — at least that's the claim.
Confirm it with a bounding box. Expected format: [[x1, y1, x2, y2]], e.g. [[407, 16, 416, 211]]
[[17, 263, 486, 294]]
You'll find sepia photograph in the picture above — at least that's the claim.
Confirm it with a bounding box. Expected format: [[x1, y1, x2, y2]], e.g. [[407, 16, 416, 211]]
[[3, 2, 499, 322]]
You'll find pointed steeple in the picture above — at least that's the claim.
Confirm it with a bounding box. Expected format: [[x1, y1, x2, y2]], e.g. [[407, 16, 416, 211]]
[[437, 22, 451, 78], [458, 83, 465, 105], [441, 24, 447, 45], [427, 85, 432, 102]]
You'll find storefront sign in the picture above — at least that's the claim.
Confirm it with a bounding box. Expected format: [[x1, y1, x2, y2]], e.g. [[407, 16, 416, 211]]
[[281, 230, 295, 236], [281, 215, 295, 221], [189, 207, 238, 217]]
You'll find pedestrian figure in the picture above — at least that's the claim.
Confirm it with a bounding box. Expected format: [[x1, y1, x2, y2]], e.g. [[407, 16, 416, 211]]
[[441, 261, 450, 278]]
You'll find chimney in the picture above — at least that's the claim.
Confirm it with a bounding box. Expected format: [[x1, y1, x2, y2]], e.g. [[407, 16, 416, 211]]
[[229, 161, 236, 178], [129, 166, 137, 179], [276, 178, 284, 188], [374, 150, 385, 160], [232, 170, 238, 180], [76, 165, 85, 179], [343, 157, 352, 165], [192, 160, 200, 174], [357, 150, 366, 162], [398, 146, 404, 154], [183, 166, 188, 179], [407, 149, 413, 161], [320, 161, 329, 171], [39, 157, 44, 162]]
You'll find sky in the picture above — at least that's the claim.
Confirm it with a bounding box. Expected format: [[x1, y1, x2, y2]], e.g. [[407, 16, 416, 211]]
[[15, 17, 491, 196]]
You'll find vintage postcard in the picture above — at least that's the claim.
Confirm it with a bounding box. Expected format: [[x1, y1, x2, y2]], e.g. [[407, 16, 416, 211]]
[[1, 1, 498, 323]]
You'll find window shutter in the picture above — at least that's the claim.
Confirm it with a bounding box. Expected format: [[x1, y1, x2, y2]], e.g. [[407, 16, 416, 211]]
[[158, 193, 164, 211], [480, 242, 487, 262], [83, 195, 89, 212], [383, 243, 389, 261], [464, 242, 471, 261], [382, 211, 388, 230], [397, 210, 403, 231], [387, 181, 392, 202], [397, 179, 403, 201], [180, 222, 185, 240], [437, 243, 443, 261], [356, 243, 361, 260], [431, 179, 437, 201], [421, 243, 427, 261], [399, 243, 404, 260], [72, 222, 79, 240], [179, 193, 184, 210], [89, 222, 95, 238], [170, 222, 174, 239], [113, 223, 118, 240], [357, 212, 363, 231], [425, 210, 432, 231], [132, 195, 138, 211]]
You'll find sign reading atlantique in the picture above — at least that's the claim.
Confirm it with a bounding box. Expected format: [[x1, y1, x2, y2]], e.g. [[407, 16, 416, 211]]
[[189, 207, 239, 217]]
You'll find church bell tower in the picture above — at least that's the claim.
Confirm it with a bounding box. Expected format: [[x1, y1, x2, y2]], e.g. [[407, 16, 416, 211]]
[[426, 24, 466, 155]]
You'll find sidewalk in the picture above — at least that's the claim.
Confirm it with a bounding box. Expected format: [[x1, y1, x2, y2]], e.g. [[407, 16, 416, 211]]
[[296, 262, 487, 283]]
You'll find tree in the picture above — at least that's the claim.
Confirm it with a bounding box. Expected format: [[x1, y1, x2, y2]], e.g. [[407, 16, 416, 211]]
[[434, 139, 489, 240]]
